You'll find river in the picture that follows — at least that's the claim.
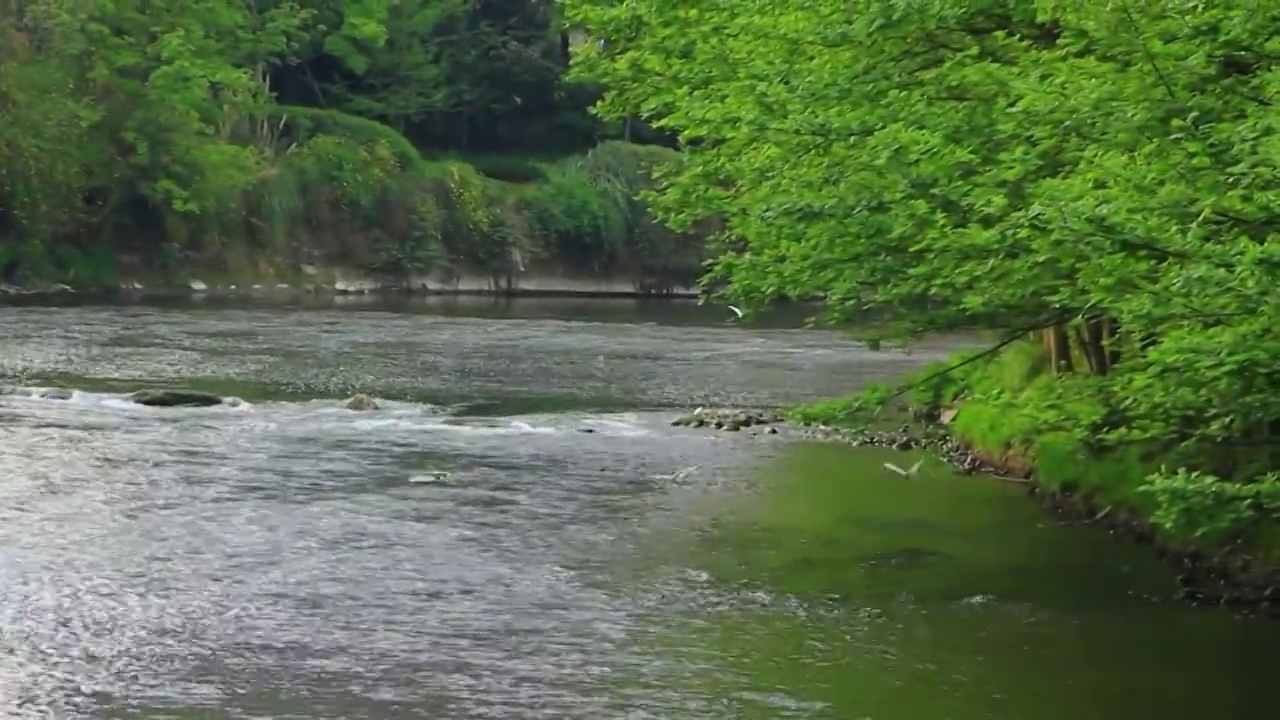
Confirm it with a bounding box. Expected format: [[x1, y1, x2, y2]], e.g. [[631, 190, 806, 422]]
[[0, 295, 1273, 719]]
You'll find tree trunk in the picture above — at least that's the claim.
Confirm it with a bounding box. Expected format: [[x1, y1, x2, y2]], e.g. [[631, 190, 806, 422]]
[[1081, 314, 1110, 375], [1103, 316, 1121, 368], [1042, 324, 1073, 375]]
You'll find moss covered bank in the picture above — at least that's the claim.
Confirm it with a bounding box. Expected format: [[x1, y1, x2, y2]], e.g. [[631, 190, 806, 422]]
[[792, 342, 1280, 615]]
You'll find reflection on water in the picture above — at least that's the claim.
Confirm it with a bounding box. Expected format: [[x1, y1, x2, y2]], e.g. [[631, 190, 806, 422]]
[[0, 296, 967, 414], [0, 296, 1272, 719], [629, 442, 1276, 719]]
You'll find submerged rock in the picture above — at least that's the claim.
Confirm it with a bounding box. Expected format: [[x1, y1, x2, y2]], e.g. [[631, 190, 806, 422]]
[[129, 389, 224, 407], [39, 388, 75, 400], [346, 393, 379, 411]]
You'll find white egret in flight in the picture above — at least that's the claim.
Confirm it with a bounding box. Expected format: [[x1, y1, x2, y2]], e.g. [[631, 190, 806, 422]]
[[883, 458, 924, 478]]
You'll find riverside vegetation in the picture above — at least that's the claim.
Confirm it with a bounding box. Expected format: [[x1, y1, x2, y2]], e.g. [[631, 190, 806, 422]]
[[0, 0, 706, 292], [570, 1, 1280, 607]]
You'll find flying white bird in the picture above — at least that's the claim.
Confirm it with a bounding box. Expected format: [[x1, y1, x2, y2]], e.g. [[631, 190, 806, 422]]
[[408, 471, 451, 484], [728, 305, 743, 319], [883, 459, 924, 478], [651, 465, 701, 482], [671, 465, 701, 481]]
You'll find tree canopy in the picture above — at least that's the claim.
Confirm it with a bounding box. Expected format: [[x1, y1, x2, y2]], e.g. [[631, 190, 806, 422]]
[[568, 1, 1279, 533], [1, 1, 695, 286]]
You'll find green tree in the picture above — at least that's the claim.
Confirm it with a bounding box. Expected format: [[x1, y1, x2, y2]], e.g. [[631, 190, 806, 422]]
[[568, 1, 1280, 533], [275, 0, 585, 152], [1, 0, 701, 287], [0, 3, 97, 272]]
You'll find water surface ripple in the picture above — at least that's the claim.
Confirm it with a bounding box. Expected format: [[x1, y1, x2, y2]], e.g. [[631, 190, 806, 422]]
[[0, 298, 964, 718]]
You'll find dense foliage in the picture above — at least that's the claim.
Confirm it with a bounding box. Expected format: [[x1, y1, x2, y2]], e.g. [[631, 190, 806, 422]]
[[0, 0, 695, 286], [569, 2, 1279, 547]]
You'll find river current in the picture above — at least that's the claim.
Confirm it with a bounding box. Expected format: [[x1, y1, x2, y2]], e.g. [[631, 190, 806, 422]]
[[0, 296, 1273, 719]]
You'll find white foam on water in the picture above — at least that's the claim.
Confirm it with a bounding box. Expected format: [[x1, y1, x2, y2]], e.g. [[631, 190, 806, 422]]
[[579, 415, 651, 437], [96, 396, 146, 411], [4, 387, 657, 445], [2, 387, 255, 413], [3, 388, 121, 409]]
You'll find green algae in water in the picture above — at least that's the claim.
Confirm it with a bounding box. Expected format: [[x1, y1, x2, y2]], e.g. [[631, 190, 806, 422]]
[[637, 442, 1278, 719]]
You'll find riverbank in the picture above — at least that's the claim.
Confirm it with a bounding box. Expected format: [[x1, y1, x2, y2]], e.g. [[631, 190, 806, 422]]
[[1, 142, 710, 299], [0, 264, 701, 300], [789, 342, 1280, 617]]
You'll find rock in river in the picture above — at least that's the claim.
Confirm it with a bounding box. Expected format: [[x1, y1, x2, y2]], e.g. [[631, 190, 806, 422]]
[[346, 393, 379, 411], [39, 388, 75, 400], [671, 407, 783, 432], [129, 389, 224, 407]]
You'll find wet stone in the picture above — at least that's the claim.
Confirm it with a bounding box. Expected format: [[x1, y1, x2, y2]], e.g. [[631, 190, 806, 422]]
[[129, 389, 224, 407], [346, 393, 379, 411]]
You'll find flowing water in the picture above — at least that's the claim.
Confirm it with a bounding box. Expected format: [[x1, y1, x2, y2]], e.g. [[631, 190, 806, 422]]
[[0, 296, 1273, 719]]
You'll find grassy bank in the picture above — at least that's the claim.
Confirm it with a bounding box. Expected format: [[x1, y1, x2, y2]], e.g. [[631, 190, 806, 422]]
[[791, 341, 1280, 610], [1, 140, 708, 294]]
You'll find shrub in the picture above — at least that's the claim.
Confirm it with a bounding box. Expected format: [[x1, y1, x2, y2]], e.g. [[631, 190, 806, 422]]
[[521, 141, 705, 279], [1140, 469, 1280, 544], [522, 162, 629, 270], [468, 155, 546, 183]]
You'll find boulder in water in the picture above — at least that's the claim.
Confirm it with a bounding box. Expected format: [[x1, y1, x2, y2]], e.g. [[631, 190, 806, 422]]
[[672, 407, 782, 432], [39, 388, 75, 400], [346, 393, 378, 411], [129, 389, 224, 407]]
